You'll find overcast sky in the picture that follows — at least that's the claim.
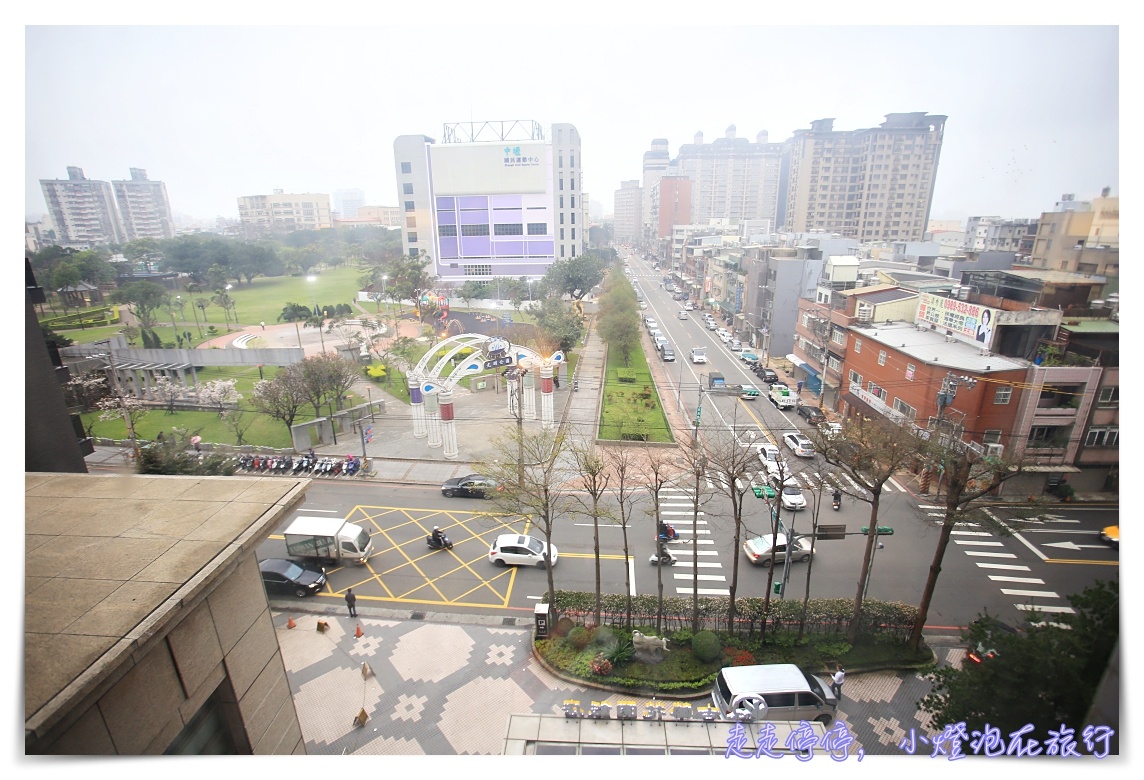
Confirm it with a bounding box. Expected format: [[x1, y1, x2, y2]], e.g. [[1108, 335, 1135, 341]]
[[24, 14, 1121, 228]]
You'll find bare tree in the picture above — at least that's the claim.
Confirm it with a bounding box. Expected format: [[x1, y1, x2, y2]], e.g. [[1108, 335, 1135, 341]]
[[703, 423, 761, 633], [480, 427, 573, 610], [818, 415, 930, 643], [222, 409, 256, 447], [602, 444, 647, 629], [677, 441, 714, 633], [569, 442, 611, 626], [907, 445, 1025, 651], [297, 352, 359, 418], [250, 367, 308, 438], [640, 445, 686, 633]]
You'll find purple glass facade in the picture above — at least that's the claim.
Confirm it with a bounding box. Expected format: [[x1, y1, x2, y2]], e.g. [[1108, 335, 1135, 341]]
[[434, 190, 554, 278]]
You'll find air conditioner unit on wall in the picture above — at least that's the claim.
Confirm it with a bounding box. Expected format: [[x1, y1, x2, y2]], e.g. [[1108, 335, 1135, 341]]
[[985, 443, 1004, 457]]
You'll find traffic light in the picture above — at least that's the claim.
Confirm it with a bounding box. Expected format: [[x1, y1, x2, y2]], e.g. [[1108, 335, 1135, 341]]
[[860, 526, 895, 536]]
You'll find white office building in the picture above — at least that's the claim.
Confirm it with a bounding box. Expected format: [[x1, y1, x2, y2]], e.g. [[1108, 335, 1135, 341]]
[[393, 121, 583, 281]]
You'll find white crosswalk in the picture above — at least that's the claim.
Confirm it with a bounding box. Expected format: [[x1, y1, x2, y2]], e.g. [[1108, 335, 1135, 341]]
[[654, 486, 731, 596]]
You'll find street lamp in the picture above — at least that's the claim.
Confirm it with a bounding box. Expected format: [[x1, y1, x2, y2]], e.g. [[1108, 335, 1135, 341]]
[[318, 310, 327, 352]]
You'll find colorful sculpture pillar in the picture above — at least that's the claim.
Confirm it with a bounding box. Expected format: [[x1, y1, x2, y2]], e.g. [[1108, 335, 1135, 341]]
[[540, 364, 555, 430], [523, 368, 537, 421], [440, 387, 458, 459], [409, 376, 427, 438], [425, 392, 442, 448]]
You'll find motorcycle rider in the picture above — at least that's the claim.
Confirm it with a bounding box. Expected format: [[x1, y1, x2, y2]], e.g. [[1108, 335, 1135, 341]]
[[657, 521, 677, 540], [431, 526, 445, 546], [832, 488, 842, 506]]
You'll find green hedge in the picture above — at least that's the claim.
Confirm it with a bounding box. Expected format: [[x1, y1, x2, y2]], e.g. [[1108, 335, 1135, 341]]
[[42, 305, 121, 329]]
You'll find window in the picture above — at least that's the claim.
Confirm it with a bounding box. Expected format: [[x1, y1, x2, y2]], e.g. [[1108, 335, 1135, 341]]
[[559, 178, 563, 190], [558, 154, 563, 168], [406, 217, 416, 228], [571, 195, 575, 208], [438, 224, 457, 237], [560, 213, 564, 224], [827, 355, 842, 372], [407, 232, 417, 243], [527, 223, 546, 235], [867, 382, 887, 402], [494, 223, 523, 236], [560, 228, 565, 240], [1097, 386, 1119, 406], [983, 429, 1002, 444], [403, 183, 413, 195], [878, 350, 887, 366], [993, 386, 1012, 405], [570, 154, 575, 167], [1085, 427, 1119, 447], [571, 213, 576, 224], [571, 228, 576, 239], [1028, 426, 1068, 448], [462, 264, 493, 276], [892, 398, 916, 420], [831, 328, 846, 346], [561, 245, 565, 257], [571, 178, 576, 189], [853, 339, 861, 353], [400, 162, 412, 174], [460, 224, 489, 236], [404, 201, 415, 212], [560, 195, 564, 208]]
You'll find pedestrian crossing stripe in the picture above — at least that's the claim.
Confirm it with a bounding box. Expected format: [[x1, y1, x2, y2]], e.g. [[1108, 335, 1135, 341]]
[[672, 573, 727, 582], [675, 588, 731, 596]]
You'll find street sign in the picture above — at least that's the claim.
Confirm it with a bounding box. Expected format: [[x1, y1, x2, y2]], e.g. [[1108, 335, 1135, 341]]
[[484, 356, 515, 369], [815, 524, 847, 541], [861, 526, 895, 536]]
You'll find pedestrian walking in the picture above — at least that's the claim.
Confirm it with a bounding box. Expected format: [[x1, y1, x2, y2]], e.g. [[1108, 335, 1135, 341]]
[[796, 380, 805, 395], [831, 665, 845, 698], [552, 374, 560, 390], [345, 588, 357, 617], [260, 321, 266, 330]]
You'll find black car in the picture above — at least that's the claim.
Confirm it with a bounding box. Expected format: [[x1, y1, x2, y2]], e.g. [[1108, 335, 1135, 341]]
[[755, 367, 779, 384], [259, 558, 327, 598], [796, 405, 826, 425], [442, 474, 501, 499]]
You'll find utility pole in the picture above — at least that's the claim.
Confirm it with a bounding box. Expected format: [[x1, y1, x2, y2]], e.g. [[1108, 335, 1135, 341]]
[[931, 371, 977, 494], [690, 453, 707, 632], [692, 385, 705, 445]]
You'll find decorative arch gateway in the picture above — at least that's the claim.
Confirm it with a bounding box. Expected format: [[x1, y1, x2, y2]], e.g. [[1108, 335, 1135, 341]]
[[408, 333, 564, 460]]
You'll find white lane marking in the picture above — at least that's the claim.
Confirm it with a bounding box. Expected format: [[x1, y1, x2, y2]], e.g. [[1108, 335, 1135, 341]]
[[672, 573, 727, 582], [887, 477, 904, 492], [984, 508, 1048, 562], [951, 531, 992, 536], [954, 540, 1005, 546], [1001, 589, 1060, 598], [628, 555, 637, 597], [675, 588, 731, 596], [975, 563, 1031, 571], [988, 576, 1045, 584], [964, 551, 1018, 558], [1015, 604, 1075, 614]]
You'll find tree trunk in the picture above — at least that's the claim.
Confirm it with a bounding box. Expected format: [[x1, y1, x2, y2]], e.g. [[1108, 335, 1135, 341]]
[[592, 496, 601, 626], [847, 491, 882, 644], [727, 490, 743, 635], [907, 459, 968, 651]]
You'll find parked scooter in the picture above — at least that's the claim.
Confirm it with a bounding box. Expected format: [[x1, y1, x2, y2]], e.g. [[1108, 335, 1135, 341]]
[[426, 529, 453, 551]]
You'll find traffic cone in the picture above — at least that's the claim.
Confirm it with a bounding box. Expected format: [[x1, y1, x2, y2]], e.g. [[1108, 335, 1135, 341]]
[[287, 616, 296, 629], [355, 624, 364, 638]]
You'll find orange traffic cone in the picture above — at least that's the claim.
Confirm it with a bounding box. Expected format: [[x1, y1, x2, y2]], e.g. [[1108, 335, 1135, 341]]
[[287, 616, 296, 629], [355, 624, 364, 638]]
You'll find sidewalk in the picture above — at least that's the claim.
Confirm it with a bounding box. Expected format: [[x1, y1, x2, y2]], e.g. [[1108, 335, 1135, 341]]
[[270, 601, 961, 755]]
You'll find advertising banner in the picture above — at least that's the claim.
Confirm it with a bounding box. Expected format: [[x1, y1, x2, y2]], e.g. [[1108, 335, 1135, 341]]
[[916, 293, 997, 348]]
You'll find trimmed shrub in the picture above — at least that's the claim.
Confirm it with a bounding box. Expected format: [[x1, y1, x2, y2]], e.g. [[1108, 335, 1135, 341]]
[[567, 626, 591, 650], [590, 654, 613, 676], [691, 630, 721, 662]]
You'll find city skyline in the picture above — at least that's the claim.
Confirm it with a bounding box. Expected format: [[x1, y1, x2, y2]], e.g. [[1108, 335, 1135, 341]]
[[25, 22, 1119, 229]]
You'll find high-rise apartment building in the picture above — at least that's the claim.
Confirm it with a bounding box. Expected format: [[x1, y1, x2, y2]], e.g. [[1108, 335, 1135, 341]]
[[653, 176, 692, 241], [641, 139, 671, 248], [39, 167, 126, 249], [236, 190, 332, 237], [783, 113, 946, 241], [112, 168, 175, 241], [392, 120, 582, 281], [334, 188, 366, 219], [613, 180, 642, 245], [670, 127, 784, 228]]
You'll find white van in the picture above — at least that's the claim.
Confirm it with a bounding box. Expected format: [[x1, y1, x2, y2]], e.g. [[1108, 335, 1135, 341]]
[[711, 663, 837, 724]]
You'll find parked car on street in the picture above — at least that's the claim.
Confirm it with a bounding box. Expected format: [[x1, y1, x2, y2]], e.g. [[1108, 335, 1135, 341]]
[[796, 405, 826, 425], [783, 432, 816, 458], [441, 474, 501, 499], [684, 302, 694, 311], [259, 558, 327, 598], [755, 367, 779, 384], [488, 534, 557, 568], [729, 339, 743, 352], [743, 532, 815, 567], [740, 352, 760, 364]]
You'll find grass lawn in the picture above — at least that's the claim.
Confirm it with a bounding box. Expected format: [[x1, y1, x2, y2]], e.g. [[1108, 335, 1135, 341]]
[[598, 343, 674, 443]]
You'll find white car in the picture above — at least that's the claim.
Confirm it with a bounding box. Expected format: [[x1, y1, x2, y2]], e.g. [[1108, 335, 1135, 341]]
[[769, 476, 807, 511], [488, 534, 558, 568], [684, 302, 694, 311], [706, 319, 720, 331], [729, 339, 743, 352], [639, 301, 648, 310], [754, 443, 787, 478], [783, 432, 816, 458], [717, 329, 732, 343], [690, 347, 708, 364], [649, 328, 664, 342], [743, 532, 815, 567], [645, 318, 659, 331]]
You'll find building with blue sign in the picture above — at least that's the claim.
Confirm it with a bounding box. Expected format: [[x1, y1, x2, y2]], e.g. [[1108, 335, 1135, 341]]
[[393, 121, 583, 282]]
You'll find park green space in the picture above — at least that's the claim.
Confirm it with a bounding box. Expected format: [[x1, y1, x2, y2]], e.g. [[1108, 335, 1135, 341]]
[[598, 342, 674, 443]]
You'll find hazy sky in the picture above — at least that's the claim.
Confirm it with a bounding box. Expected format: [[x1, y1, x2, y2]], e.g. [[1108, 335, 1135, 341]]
[[24, 17, 1120, 227]]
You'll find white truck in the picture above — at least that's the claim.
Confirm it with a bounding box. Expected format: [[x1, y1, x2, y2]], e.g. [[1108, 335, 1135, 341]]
[[769, 383, 797, 409], [283, 516, 373, 565]]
